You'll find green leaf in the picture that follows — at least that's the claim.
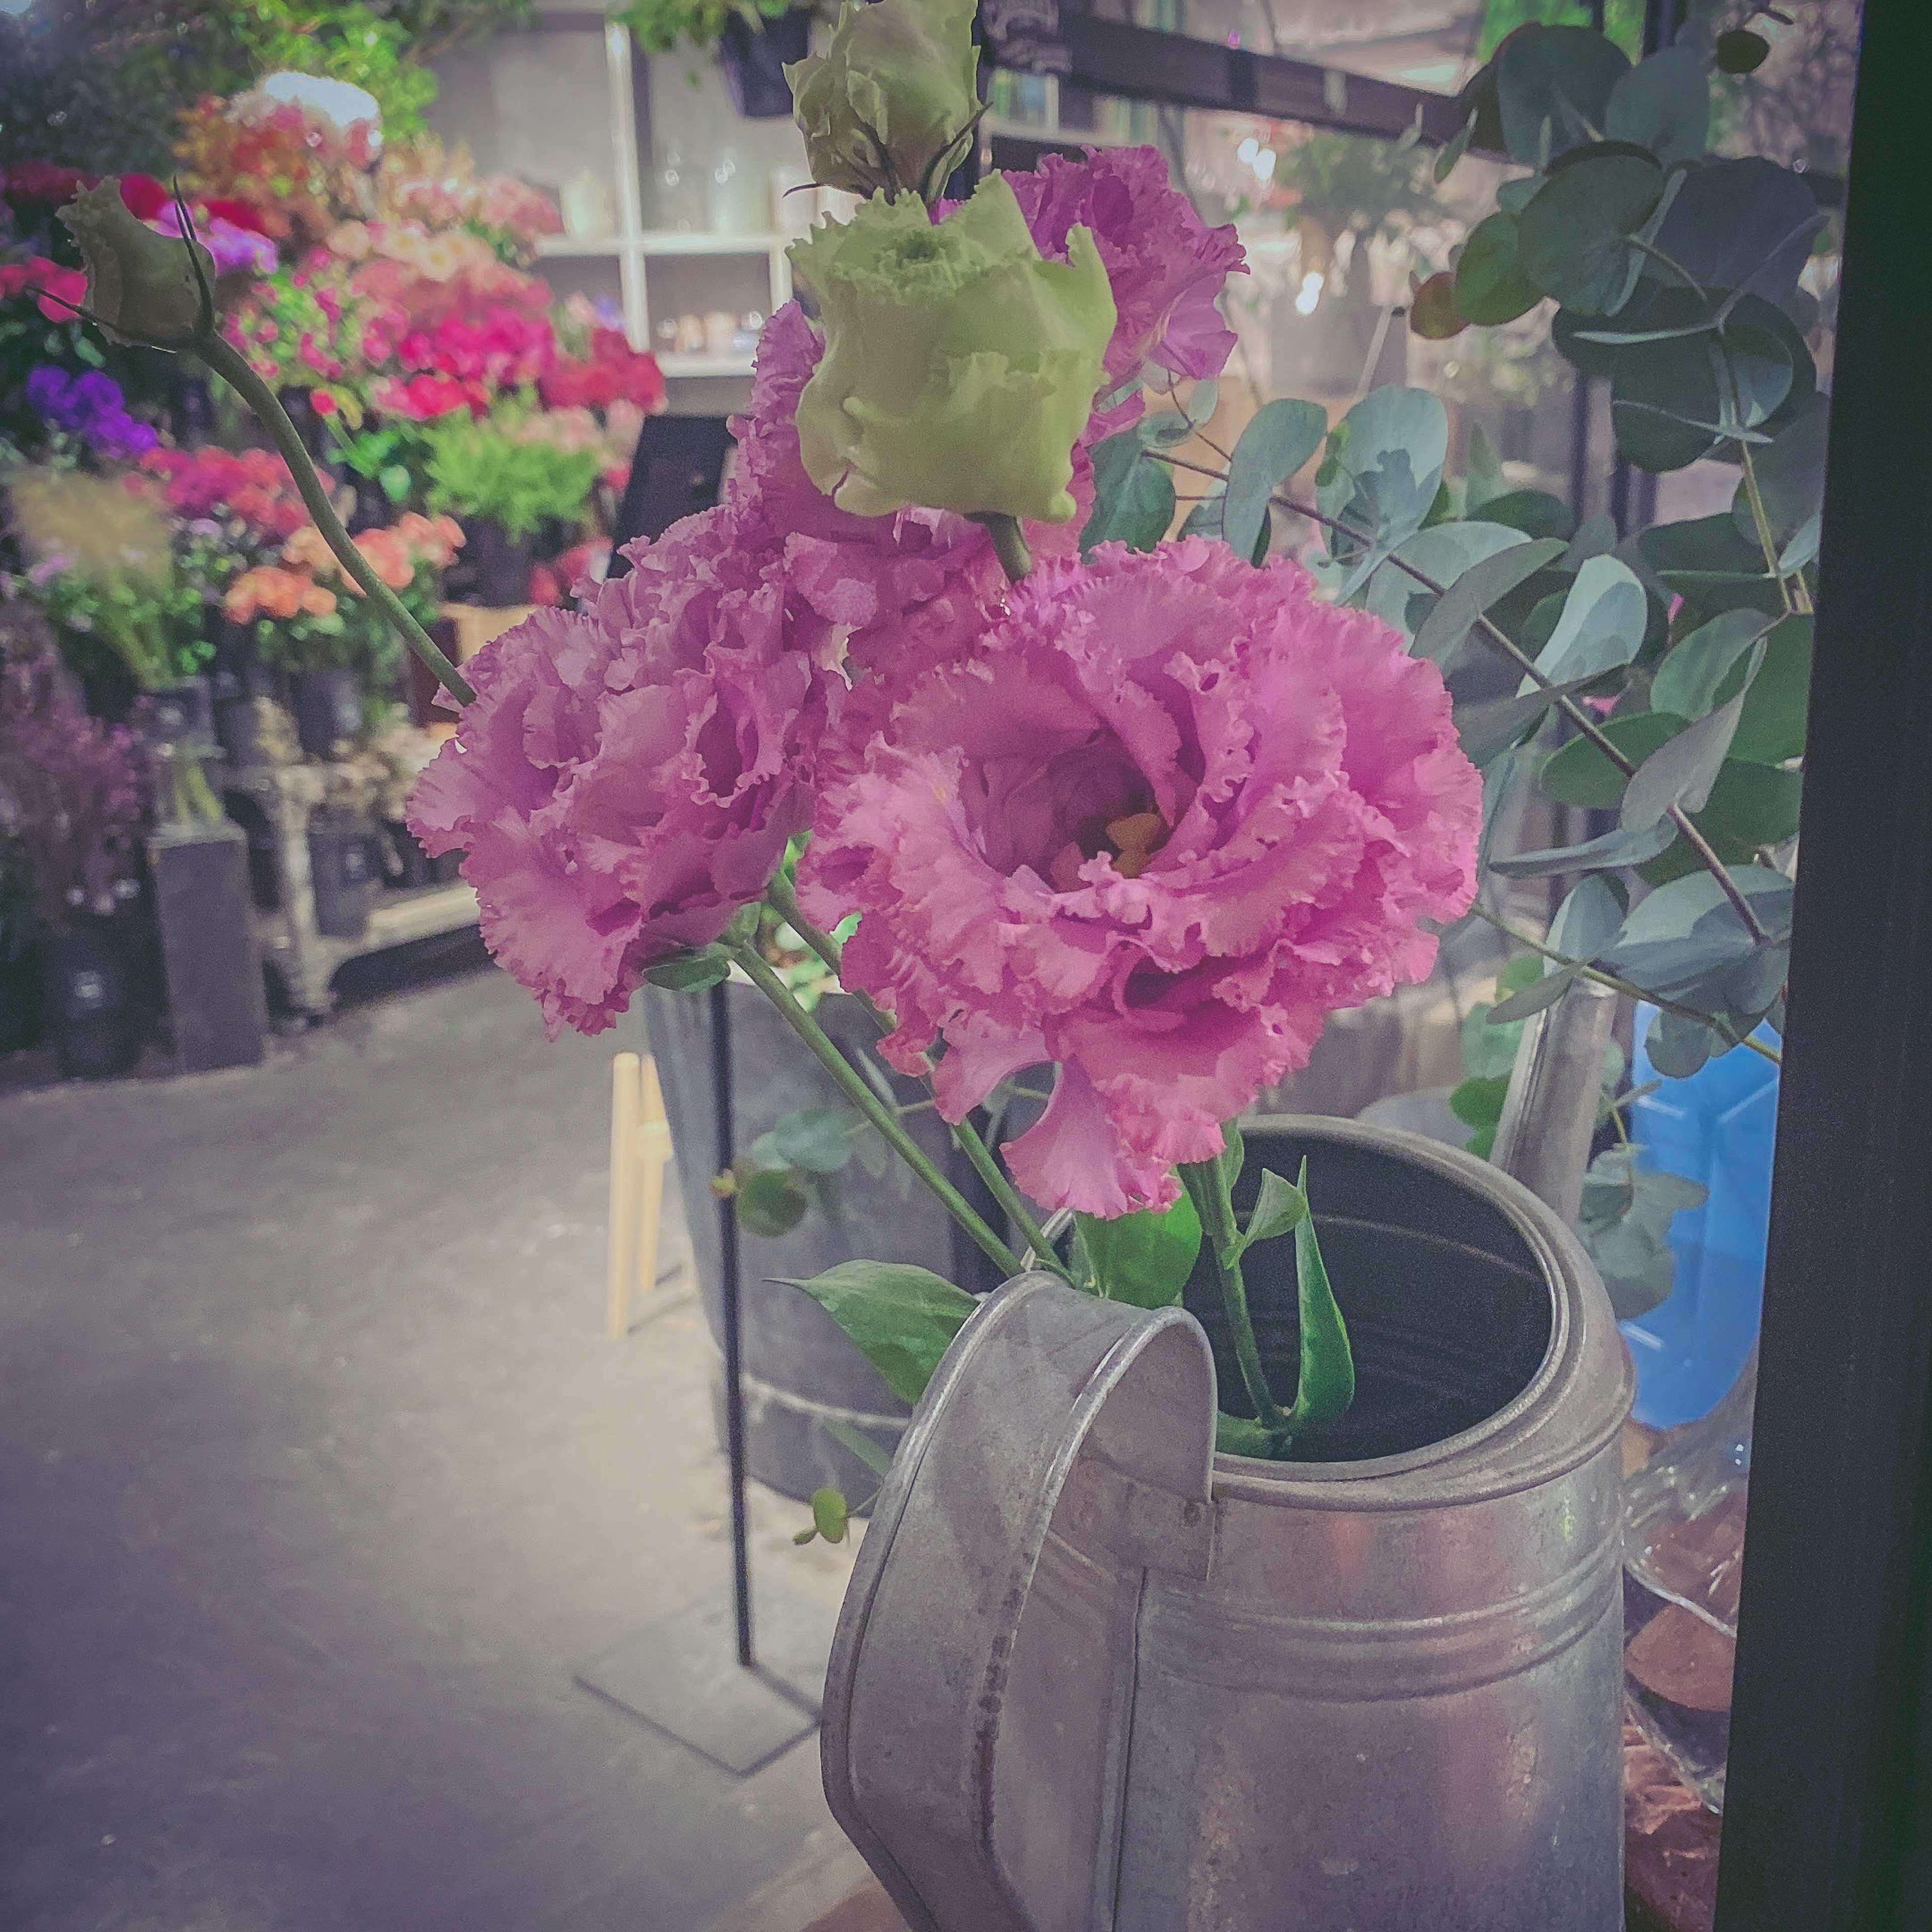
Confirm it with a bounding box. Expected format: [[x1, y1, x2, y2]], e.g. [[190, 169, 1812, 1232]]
[[1409, 271, 1468, 341], [1412, 535, 1564, 670], [1525, 553, 1650, 688], [1434, 108, 1478, 183], [1363, 520, 1535, 646], [1480, 488, 1577, 542], [1077, 1191, 1203, 1310], [1082, 432, 1176, 554], [1451, 1072, 1512, 1129], [737, 1166, 809, 1237], [1216, 1411, 1278, 1457], [1455, 212, 1544, 326], [1285, 1161, 1353, 1431], [810, 1487, 850, 1544], [1550, 873, 1627, 963], [1496, 26, 1632, 165], [1579, 1147, 1709, 1320], [1317, 386, 1450, 597], [824, 1416, 894, 1477], [1734, 398, 1828, 573], [1730, 614, 1810, 764], [772, 1104, 857, 1174], [1179, 482, 1226, 539], [643, 946, 732, 991], [1487, 965, 1578, 1024], [1489, 818, 1677, 878], [1517, 152, 1663, 315], [1219, 1119, 1246, 1186], [1619, 662, 1758, 832], [1138, 380, 1219, 448], [1240, 1168, 1307, 1252], [1654, 158, 1824, 319], [1651, 609, 1775, 721], [785, 1261, 978, 1406], [1603, 45, 1710, 167], [1223, 398, 1328, 565], [379, 463, 413, 502]]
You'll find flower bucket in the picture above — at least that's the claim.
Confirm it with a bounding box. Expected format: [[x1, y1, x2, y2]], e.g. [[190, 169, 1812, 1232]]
[[306, 809, 377, 940], [719, 10, 813, 119], [42, 920, 144, 1080], [824, 1117, 1633, 1932], [643, 980, 1008, 1502], [291, 667, 364, 758], [455, 516, 534, 608]]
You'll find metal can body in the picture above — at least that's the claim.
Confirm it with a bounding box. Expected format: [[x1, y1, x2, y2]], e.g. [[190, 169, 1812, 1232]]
[[826, 1119, 1633, 1932]]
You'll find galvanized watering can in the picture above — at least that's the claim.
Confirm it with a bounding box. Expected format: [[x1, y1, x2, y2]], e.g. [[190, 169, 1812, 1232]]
[[822, 1035, 1633, 1930]]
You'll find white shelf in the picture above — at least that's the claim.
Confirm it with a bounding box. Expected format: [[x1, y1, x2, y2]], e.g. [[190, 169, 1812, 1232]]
[[658, 353, 758, 378], [640, 229, 795, 255], [537, 234, 626, 257]]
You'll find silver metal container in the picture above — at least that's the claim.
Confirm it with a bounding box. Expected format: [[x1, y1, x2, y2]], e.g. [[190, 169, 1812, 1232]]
[[824, 1116, 1633, 1932]]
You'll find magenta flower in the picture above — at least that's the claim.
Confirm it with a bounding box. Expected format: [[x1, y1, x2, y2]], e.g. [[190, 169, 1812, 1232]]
[[1006, 147, 1246, 386], [408, 508, 824, 1037], [798, 540, 1481, 1216]]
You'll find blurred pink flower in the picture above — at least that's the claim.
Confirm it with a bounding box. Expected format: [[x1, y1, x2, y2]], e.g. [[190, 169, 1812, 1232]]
[[798, 539, 1481, 1215]]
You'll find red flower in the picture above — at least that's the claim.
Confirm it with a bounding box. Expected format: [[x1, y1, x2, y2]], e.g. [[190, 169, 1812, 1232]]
[[0, 257, 91, 323], [117, 175, 169, 221], [3, 163, 92, 206], [310, 388, 338, 417], [199, 196, 275, 237]]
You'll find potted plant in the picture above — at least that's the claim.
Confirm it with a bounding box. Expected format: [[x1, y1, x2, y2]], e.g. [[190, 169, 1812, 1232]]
[[423, 405, 597, 606], [222, 558, 355, 756], [615, 0, 815, 118], [58, 2, 1816, 1903], [0, 645, 149, 1078]]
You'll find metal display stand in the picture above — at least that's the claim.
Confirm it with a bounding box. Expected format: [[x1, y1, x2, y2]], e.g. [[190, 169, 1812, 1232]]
[[573, 982, 838, 1778]]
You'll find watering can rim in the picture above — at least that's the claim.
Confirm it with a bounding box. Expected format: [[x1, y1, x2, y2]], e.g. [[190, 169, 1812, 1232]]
[[1209, 1113, 1630, 1503]]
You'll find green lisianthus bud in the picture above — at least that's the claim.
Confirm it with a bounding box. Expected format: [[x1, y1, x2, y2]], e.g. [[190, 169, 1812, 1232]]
[[58, 180, 213, 347], [786, 0, 981, 202], [789, 177, 1115, 524]]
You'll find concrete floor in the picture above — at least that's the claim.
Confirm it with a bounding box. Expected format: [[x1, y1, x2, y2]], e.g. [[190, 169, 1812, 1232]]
[[0, 962, 858, 1932]]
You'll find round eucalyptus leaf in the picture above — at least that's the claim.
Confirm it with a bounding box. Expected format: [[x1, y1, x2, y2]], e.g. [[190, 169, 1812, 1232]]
[[1518, 152, 1664, 316], [1714, 28, 1770, 73], [1653, 156, 1824, 318], [1454, 212, 1543, 326], [1496, 25, 1632, 165], [1603, 45, 1710, 167], [736, 1166, 809, 1238], [1409, 270, 1468, 339]]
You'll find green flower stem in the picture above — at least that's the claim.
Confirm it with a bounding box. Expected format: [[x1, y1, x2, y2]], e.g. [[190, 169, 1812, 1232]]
[[1467, 902, 1783, 1065], [977, 512, 1034, 584], [728, 938, 1025, 1280], [1180, 1155, 1290, 1438], [761, 872, 1074, 1280], [198, 335, 476, 707]]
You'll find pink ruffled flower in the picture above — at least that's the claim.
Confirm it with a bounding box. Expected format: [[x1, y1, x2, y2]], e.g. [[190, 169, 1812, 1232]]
[[798, 539, 1481, 1216], [408, 509, 825, 1037], [1007, 147, 1246, 386]]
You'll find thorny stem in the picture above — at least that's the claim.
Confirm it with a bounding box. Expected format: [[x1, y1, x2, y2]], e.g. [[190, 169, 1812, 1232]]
[[730, 939, 1025, 1279], [759, 876, 1075, 1282], [1143, 448, 1773, 947], [200, 337, 476, 706], [1467, 904, 1783, 1066]]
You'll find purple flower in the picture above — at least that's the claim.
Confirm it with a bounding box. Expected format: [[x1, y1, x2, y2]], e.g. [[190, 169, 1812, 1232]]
[[22, 363, 154, 458], [798, 540, 1483, 1216]]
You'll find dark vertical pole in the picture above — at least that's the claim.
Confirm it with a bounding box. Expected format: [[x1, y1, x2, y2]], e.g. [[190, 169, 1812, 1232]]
[[709, 979, 756, 1669], [1715, 7, 1932, 1928]]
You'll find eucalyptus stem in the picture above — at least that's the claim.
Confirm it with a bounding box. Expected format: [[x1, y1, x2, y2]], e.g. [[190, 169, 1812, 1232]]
[[1467, 902, 1784, 1065], [198, 335, 476, 706], [761, 873, 1073, 1279], [1180, 1156, 1290, 1438], [728, 939, 1025, 1280]]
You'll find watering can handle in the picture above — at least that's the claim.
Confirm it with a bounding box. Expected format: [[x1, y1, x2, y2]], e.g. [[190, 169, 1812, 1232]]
[[821, 1272, 1219, 1932], [1491, 977, 1618, 1226]]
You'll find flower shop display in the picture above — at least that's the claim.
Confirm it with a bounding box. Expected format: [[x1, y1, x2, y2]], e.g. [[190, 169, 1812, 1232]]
[[46, 0, 1823, 1897], [0, 642, 150, 1077]]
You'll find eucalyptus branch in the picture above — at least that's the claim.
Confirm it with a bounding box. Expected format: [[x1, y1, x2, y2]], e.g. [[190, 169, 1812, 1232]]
[[1467, 903, 1783, 1066], [729, 939, 1024, 1278]]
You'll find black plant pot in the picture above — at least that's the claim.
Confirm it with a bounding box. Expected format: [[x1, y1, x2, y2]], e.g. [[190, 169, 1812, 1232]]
[[347, 474, 391, 535], [307, 811, 378, 939], [292, 667, 364, 758], [384, 820, 437, 889], [456, 516, 535, 608], [0, 936, 44, 1057], [718, 9, 812, 119], [137, 675, 215, 752], [42, 921, 144, 1080]]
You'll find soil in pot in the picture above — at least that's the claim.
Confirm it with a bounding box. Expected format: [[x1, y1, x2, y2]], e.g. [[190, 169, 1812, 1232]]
[[719, 9, 812, 118], [292, 667, 364, 758], [42, 920, 145, 1079]]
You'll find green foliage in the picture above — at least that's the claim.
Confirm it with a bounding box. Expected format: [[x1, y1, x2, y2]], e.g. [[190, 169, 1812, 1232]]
[[1075, 1192, 1203, 1310], [1081, 431, 1177, 554], [423, 410, 599, 540], [783, 1260, 977, 1406], [1221, 399, 1326, 565], [613, 0, 794, 56], [1578, 1147, 1708, 1319]]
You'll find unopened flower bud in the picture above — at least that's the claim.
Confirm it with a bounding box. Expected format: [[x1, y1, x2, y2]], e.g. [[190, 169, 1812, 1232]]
[[58, 180, 213, 347]]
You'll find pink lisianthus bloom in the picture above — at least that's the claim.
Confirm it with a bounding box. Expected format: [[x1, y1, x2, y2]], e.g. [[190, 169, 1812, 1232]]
[[1006, 147, 1245, 387], [408, 507, 828, 1038], [798, 539, 1482, 1217]]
